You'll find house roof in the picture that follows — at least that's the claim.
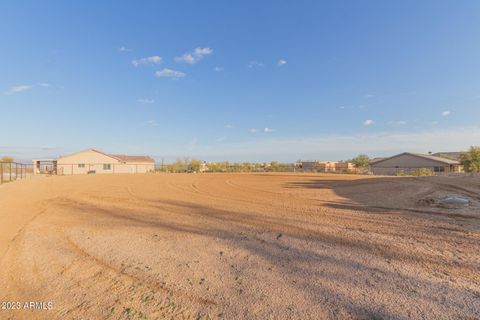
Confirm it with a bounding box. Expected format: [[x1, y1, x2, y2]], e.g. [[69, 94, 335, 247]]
[[432, 152, 464, 162], [59, 149, 154, 163], [109, 154, 155, 163], [369, 157, 386, 164], [371, 152, 461, 166]]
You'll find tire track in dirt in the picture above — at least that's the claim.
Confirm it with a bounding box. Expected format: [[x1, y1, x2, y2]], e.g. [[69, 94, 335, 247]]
[[63, 235, 217, 307]]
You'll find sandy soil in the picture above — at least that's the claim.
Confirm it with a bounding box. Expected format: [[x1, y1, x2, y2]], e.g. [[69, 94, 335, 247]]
[[0, 173, 479, 319]]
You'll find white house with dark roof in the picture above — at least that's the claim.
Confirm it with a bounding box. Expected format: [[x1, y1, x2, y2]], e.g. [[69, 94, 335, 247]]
[[49, 149, 155, 175], [369, 152, 463, 175]]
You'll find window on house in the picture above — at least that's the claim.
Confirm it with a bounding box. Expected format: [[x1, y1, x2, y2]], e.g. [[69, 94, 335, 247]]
[[78, 164, 85, 168], [103, 164, 112, 170]]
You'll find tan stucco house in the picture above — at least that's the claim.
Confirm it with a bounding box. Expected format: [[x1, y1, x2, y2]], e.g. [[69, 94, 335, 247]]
[[37, 149, 155, 175], [370, 152, 463, 175], [299, 160, 356, 173]]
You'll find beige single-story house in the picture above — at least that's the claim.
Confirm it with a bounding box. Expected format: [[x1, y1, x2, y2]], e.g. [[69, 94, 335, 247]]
[[299, 160, 356, 173], [370, 152, 463, 175], [43, 149, 155, 175]]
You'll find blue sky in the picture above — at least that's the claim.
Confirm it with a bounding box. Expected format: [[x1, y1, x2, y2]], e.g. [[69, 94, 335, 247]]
[[1, 1, 480, 163]]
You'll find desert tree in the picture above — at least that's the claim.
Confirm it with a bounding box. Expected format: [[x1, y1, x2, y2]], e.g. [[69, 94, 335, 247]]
[[351, 154, 370, 169], [461, 146, 480, 173], [1, 156, 14, 163]]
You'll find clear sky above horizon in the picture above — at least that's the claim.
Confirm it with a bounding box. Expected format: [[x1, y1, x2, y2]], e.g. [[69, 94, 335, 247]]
[[1, 1, 480, 163]]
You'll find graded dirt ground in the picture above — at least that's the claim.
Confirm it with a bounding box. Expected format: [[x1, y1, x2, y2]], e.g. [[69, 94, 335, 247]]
[[0, 173, 479, 319]]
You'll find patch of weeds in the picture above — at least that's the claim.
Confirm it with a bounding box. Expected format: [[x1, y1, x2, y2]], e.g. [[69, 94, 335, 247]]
[[123, 307, 137, 320], [141, 292, 154, 304]]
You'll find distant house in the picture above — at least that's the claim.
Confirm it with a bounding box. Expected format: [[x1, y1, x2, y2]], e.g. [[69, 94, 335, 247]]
[[299, 160, 356, 173], [335, 161, 356, 173], [300, 160, 322, 172], [432, 151, 464, 162], [370, 152, 463, 175], [50, 149, 155, 175]]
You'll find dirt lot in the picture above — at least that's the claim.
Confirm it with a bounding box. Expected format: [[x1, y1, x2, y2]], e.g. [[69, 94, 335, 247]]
[[0, 173, 479, 319]]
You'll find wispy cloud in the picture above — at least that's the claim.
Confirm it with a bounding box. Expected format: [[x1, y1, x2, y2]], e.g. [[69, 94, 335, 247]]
[[387, 120, 407, 126], [441, 110, 451, 117], [175, 47, 213, 64], [3, 83, 51, 95], [118, 46, 132, 52], [263, 127, 274, 133], [248, 61, 265, 68], [3, 85, 32, 95], [214, 66, 224, 72], [132, 55, 162, 67], [224, 124, 233, 129], [155, 68, 186, 79], [179, 126, 480, 162], [277, 59, 287, 66], [216, 136, 227, 142], [363, 119, 375, 126], [138, 98, 154, 104], [146, 120, 158, 127], [248, 128, 258, 133]]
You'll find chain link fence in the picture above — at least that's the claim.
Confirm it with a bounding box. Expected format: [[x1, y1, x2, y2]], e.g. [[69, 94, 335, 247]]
[[0, 162, 33, 184]]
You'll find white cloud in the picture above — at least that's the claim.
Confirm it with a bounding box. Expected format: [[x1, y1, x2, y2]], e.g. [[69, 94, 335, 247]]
[[263, 127, 274, 133], [248, 61, 265, 68], [338, 106, 346, 109], [3, 83, 51, 95], [364, 119, 375, 126], [3, 85, 32, 95], [364, 94, 375, 98], [224, 124, 233, 129], [155, 68, 186, 79], [146, 120, 158, 127], [248, 128, 258, 133], [277, 59, 287, 66], [118, 46, 132, 52], [441, 110, 451, 117], [138, 98, 154, 104], [214, 66, 224, 72], [132, 55, 162, 67], [175, 47, 213, 64], [216, 136, 227, 142]]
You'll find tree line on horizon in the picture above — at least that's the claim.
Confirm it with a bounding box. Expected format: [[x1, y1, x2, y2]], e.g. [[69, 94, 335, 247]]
[[157, 158, 295, 173]]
